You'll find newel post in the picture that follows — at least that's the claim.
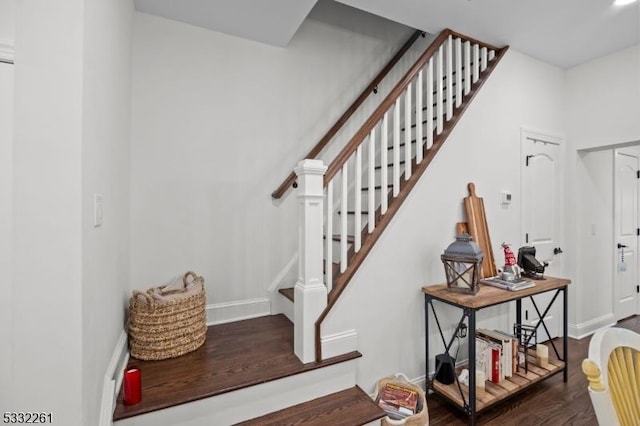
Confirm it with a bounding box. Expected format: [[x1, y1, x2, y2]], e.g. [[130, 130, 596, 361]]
[[293, 159, 328, 363]]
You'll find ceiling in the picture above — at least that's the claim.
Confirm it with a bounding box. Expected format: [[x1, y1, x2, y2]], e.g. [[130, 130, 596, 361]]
[[133, 0, 317, 47], [135, 0, 639, 69]]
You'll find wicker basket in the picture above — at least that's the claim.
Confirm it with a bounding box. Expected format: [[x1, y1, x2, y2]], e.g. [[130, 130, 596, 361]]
[[374, 373, 429, 426], [128, 271, 207, 361]]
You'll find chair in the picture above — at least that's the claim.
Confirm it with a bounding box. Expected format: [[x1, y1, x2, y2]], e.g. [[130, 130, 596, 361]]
[[582, 327, 640, 426]]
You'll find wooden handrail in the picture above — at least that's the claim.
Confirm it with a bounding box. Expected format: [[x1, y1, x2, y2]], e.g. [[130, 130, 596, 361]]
[[271, 29, 425, 199], [314, 39, 510, 361], [324, 29, 453, 185]]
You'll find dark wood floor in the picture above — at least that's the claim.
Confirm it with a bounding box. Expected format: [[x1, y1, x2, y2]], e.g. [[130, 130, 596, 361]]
[[113, 314, 361, 421], [236, 386, 385, 426], [427, 315, 640, 425]]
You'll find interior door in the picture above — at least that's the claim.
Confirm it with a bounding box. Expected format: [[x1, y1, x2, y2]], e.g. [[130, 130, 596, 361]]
[[520, 132, 563, 341], [614, 151, 639, 320]]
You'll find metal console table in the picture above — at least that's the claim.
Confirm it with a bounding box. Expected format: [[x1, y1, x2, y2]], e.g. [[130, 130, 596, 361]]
[[422, 276, 570, 425]]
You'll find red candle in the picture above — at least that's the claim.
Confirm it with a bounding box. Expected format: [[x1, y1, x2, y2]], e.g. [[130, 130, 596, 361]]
[[123, 367, 142, 405]]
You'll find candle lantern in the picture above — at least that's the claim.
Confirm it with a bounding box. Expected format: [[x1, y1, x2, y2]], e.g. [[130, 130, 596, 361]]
[[441, 233, 484, 294]]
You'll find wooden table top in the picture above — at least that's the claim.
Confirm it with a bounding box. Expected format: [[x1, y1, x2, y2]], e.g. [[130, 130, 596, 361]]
[[422, 276, 571, 309]]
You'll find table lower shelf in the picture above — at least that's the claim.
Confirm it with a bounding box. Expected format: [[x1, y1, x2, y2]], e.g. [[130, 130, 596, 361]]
[[432, 351, 565, 412]]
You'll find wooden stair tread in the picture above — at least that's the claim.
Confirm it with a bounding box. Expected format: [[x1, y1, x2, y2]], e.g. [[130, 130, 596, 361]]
[[361, 184, 393, 190], [325, 234, 355, 243], [235, 386, 385, 426], [113, 315, 362, 421], [279, 287, 294, 302], [375, 160, 405, 170]]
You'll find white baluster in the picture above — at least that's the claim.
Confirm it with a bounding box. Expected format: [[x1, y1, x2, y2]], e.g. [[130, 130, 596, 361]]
[[393, 98, 400, 197], [381, 112, 389, 214], [481, 47, 488, 72], [426, 58, 434, 149], [368, 127, 375, 232], [404, 83, 412, 180], [455, 38, 462, 108], [416, 69, 423, 164], [340, 162, 348, 272], [489, 50, 495, 61], [464, 41, 471, 96], [473, 43, 480, 83], [446, 35, 453, 121], [436, 45, 444, 135], [325, 181, 333, 293], [354, 145, 361, 253]]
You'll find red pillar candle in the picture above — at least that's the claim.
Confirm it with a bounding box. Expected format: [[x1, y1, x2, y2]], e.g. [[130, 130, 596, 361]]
[[123, 367, 142, 405]]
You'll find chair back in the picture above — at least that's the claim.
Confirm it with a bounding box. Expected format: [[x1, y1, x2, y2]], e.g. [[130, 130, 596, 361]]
[[582, 327, 640, 426]]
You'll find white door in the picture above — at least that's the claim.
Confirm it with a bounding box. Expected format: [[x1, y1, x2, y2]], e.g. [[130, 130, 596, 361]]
[[520, 131, 564, 341], [614, 151, 639, 320]]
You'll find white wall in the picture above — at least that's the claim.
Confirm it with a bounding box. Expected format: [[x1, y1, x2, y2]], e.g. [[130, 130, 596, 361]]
[[574, 150, 615, 335], [566, 45, 640, 150], [0, 0, 14, 44], [6, 1, 133, 424], [323, 48, 567, 391], [8, 1, 84, 423], [129, 2, 415, 306], [81, 0, 133, 424], [0, 61, 13, 407], [566, 44, 640, 335]]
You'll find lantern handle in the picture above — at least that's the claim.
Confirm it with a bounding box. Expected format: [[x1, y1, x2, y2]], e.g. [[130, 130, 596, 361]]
[[467, 182, 476, 197]]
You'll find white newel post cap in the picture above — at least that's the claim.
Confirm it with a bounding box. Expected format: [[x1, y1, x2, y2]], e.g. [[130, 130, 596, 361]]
[[294, 159, 327, 196]]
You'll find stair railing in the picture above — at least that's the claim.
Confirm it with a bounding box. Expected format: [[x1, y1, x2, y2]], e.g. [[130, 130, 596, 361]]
[[313, 29, 507, 360], [272, 30, 424, 200]]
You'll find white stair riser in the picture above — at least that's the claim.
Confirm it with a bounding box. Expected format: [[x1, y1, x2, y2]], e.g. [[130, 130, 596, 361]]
[[114, 360, 357, 426]]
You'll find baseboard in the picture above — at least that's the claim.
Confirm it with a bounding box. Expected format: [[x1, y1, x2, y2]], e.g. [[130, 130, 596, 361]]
[[321, 329, 358, 359], [206, 298, 271, 325], [100, 330, 130, 426], [568, 313, 616, 340]]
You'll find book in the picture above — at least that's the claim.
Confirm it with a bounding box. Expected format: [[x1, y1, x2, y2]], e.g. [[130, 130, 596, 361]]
[[481, 277, 535, 291], [376, 382, 418, 419], [493, 329, 519, 374], [478, 329, 512, 379]]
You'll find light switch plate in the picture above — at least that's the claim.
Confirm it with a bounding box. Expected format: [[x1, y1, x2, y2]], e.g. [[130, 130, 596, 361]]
[[94, 194, 103, 227]]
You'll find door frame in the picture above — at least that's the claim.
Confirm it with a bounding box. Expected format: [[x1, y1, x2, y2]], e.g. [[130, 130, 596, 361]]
[[613, 148, 640, 320]]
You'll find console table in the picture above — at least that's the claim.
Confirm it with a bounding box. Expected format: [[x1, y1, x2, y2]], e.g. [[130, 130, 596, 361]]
[[422, 276, 570, 425]]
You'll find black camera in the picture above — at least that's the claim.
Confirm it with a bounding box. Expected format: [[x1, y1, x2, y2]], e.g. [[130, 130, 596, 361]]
[[517, 246, 548, 280]]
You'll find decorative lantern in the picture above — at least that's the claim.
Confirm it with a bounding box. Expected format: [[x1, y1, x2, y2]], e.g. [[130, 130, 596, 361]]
[[441, 233, 484, 294]]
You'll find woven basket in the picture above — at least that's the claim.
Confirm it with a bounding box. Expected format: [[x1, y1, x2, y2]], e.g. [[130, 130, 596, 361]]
[[129, 271, 207, 361], [374, 374, 429, 426]]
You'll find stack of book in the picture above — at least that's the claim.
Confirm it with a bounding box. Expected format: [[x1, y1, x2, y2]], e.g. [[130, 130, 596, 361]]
[[376, 382, 419, 420], [480, 277, 535, 291], [476, 329, 518, 384]]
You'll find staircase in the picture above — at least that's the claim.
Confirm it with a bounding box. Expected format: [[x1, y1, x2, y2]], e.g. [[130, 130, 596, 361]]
[[112, 28, 508, 426], [276, 28, 508, 363]]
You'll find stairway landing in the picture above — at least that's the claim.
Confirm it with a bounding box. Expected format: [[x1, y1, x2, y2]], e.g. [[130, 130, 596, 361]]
[[113, 314, 361, 421]]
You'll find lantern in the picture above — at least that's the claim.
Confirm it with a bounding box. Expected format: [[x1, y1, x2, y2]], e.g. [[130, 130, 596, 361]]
[[441, 233, 484, 294]]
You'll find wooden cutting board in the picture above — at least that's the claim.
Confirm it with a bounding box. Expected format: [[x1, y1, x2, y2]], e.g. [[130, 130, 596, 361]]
[[463, 182, 497, 279]]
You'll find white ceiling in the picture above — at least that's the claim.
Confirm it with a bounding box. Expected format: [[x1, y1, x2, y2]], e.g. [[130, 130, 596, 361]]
[[134, 0, 639, 68], [335, 0, 640, 68], [133, 0, 317, 47]]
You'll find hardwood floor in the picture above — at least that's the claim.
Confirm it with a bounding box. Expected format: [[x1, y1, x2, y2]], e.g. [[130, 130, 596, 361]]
[[112, 314, 361, 421], [427, 316, 640, 425], [112, 313, 639, 425], [236, 386, 385, 426]]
